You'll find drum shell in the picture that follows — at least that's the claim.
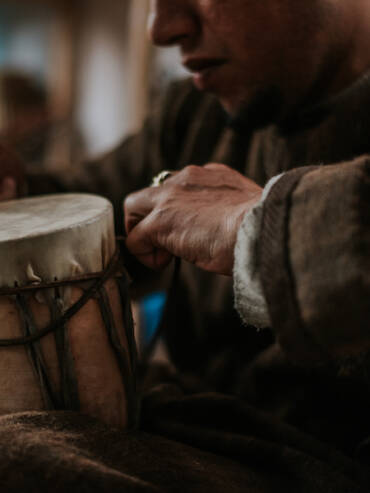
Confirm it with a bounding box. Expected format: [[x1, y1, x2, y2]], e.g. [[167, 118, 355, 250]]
[[0, 275, 135, 429]]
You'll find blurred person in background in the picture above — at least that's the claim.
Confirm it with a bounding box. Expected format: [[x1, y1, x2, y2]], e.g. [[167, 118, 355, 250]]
[[2, 0, 370, 462], [0, 71, 51, 169], [0, 142, 26, 199], [0, 70, 84, 177]]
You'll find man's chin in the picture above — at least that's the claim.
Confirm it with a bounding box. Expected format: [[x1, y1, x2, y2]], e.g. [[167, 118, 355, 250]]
[[222, 86, 285, 134]]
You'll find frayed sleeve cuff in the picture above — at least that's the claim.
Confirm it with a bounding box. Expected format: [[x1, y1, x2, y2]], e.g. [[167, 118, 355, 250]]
[[233, 174, 283, 328]]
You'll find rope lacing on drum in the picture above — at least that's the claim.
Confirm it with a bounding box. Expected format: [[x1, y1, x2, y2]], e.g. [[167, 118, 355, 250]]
[[0, 247, 122, 347]]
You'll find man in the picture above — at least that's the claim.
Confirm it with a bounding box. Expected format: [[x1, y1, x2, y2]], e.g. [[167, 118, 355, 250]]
[[125, 1, 370, 357], [125, 0, 370, 450], [1, 1, 370, 490]]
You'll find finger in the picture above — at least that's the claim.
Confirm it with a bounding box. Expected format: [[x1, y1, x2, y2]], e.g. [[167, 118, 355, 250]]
[[125, 215, 173, 270], [124, 187, 159, 234], [204, 162, 260, 190], [0, 177, 17, 202]]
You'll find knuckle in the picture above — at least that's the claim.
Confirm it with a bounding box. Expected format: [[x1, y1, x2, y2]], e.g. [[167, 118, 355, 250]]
[[177, 165, 202, 186], [182, 164, 200, 178], [123, 193, 134, 209], [124, 190, 140, 210], [204, 162, 230, 172], [209, 162, 228, 169]]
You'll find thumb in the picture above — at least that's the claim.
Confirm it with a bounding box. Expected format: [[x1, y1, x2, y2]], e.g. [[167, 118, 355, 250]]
[[125, 217, 173, 271]]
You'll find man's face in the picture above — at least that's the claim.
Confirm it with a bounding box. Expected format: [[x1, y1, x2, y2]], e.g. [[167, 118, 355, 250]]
[[149, 0, 335, 118]]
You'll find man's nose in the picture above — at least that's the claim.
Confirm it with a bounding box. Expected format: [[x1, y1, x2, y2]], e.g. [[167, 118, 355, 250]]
[[148, 0, 198, 47]]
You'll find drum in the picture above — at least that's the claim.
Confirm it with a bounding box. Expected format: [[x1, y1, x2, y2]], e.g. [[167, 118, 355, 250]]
[[0, 194, 137, 429]]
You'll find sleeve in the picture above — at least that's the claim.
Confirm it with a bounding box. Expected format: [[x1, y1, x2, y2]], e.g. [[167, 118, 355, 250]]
[[257, 156, 370, 366], [233, 173, 283, 328]]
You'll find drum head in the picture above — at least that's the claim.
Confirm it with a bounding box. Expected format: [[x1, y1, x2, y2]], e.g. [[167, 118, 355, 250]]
[[0, 194, 115, 288]]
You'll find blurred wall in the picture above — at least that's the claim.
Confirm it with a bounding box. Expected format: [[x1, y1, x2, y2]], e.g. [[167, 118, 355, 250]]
[[75, 0, 188, 157], [75, 0, 135, 156]]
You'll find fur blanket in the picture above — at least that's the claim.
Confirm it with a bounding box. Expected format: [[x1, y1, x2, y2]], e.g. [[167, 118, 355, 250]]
[[1, 385, 369, 493]]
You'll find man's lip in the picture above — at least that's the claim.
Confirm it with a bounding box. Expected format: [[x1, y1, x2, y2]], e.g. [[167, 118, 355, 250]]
[[182, 57, 227, 73]]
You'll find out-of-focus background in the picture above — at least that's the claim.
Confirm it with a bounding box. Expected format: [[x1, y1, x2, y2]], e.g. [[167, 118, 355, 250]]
[[0, 0, 187, 170]]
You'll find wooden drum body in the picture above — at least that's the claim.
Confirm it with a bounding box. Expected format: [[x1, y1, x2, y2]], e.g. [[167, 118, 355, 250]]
[[0, 194, 136, 429]]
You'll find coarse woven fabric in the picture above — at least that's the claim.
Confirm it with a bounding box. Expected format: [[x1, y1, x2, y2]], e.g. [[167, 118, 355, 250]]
[[0, 385, 370, 493], [233, 173, 283, 328], [259, 155, 370, 365]]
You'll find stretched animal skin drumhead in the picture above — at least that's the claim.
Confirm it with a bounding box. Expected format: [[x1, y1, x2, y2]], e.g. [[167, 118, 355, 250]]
[[0, 194, 115, 288]]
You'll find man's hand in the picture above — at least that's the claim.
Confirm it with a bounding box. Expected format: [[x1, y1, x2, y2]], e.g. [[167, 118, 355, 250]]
[[0, 177, 17, 201], [124, 164, 262, 276]]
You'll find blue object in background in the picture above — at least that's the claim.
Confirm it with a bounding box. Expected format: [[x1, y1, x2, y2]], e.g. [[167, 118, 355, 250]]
[[140, 292, 167, 345]]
